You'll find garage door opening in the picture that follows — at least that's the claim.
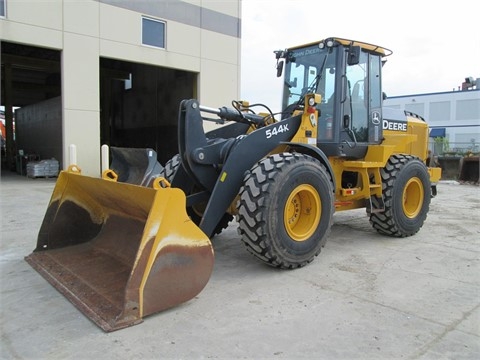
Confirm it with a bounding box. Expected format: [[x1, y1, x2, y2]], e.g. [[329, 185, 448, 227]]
[[100, 58, 197, 165], [1, 41, 61, 173]]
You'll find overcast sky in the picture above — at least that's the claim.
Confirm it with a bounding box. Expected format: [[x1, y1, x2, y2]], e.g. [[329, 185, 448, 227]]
[[239, 0, 479, 113]]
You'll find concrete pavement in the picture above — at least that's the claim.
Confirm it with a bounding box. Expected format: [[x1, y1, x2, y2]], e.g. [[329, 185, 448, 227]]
[[1, 171, 479, 359]]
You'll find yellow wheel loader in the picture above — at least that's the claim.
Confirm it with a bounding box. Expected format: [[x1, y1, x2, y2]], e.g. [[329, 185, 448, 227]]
[[25, 37, 441, 331]]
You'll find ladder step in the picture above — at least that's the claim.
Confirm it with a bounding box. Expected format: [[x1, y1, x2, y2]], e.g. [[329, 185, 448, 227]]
[[367, 195, 385, 214]]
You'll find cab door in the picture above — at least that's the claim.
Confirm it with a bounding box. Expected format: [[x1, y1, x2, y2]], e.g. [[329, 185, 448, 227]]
[[340, 49, 383, 158]]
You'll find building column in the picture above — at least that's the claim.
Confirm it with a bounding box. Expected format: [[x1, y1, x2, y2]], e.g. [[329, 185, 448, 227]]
[[61, 33, 100, 176]]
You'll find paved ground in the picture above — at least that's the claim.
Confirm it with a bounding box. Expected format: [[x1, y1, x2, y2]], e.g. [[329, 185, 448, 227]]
[[0, 171, 479, 359]]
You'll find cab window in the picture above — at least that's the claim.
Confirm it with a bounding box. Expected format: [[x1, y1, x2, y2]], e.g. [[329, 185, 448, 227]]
[[346, 51, 368, 142]]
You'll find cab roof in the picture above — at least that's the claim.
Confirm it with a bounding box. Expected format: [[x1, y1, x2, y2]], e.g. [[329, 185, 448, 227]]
[[288, 37, 393, 57]]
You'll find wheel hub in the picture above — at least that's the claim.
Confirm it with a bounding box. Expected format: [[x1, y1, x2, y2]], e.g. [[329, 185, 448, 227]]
[[284, 184, 321, 241], [402, 177, 424, 218]]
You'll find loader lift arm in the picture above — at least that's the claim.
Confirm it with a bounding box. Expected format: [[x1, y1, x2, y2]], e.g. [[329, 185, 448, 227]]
[[175, 99, 303, 237]]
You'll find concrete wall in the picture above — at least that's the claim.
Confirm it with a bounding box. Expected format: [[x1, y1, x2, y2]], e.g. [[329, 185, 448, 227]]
[[15, 97, 62, 165], [0, 0, 241, 175]]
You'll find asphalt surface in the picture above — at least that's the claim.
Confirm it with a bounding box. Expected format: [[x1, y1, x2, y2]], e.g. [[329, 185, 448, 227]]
[[0, 170, 479, 359]]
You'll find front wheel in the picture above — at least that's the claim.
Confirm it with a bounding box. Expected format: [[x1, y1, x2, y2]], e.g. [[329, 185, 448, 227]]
[[370, 154, 431, 237], [236, 153, 334, 269]]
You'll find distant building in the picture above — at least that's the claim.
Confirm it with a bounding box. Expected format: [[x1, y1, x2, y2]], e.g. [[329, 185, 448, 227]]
[[1, 0, 241, 175], [384, 80, 480, 155]]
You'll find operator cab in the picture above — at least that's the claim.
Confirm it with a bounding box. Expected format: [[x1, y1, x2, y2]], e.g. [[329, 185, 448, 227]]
[[276, 37, 392, 159]]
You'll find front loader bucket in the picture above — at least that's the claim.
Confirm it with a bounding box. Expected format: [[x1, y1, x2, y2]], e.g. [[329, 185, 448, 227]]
[[25, 171, 214, 332]]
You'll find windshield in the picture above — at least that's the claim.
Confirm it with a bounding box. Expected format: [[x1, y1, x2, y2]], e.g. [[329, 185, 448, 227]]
[[282, 44, 336, 110]]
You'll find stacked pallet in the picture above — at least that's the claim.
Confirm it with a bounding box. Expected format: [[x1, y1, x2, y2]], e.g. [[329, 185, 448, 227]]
[[27, 159, 59, 178]]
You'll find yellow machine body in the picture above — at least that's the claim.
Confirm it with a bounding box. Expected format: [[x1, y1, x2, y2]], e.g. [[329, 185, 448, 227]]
[[327, 114, 441, 211]]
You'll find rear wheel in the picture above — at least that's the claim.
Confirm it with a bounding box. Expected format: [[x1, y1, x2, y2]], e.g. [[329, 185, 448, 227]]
[[237, 153, 334, 269], [161, 154, 232, 236], [370, 154, 431, 237]]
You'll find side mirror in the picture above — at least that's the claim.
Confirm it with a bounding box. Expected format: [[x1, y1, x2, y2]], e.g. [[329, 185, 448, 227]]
[[276, 60, 284, 77], [347, 46, 361, 66]]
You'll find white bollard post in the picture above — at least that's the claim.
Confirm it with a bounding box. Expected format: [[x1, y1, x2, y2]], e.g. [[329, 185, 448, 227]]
[[101, 144, 110, 175], [69, 144, 77, 166]]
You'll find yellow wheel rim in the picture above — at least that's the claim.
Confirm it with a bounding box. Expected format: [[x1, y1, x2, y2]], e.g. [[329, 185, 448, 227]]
[[284, 184, 321, 242], [402, 177, 424, 218]]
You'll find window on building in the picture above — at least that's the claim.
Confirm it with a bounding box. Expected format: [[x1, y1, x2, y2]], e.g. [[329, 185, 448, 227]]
[[405, 103, 425, 117], [0, 0, 6, 17], [456, 99, 480, 120], [142, 17, 166, 49], [430, 101, 450, 121]]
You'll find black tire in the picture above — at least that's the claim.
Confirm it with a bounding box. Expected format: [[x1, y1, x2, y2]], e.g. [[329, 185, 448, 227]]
[[161, 154, 232, 236], [370, 154, 431, 237], [236, 153, 334, 269], [161, 154, 181, 182]]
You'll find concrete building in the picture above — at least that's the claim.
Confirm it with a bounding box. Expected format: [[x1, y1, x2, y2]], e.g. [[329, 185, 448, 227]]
[[384, 83, 480, 155], [1, 0, 241, 175]]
